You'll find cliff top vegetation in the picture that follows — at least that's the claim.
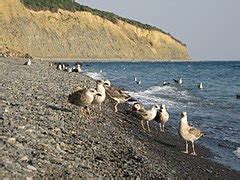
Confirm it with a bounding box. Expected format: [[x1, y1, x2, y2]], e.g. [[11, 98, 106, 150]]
[[22, 0, 186, 47]]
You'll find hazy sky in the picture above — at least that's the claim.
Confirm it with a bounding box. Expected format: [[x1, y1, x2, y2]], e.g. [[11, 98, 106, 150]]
[[76, 0, 240, 60]]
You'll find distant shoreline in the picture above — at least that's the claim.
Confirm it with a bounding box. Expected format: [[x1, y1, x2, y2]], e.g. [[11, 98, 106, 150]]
[[3, 57, 239, 63]]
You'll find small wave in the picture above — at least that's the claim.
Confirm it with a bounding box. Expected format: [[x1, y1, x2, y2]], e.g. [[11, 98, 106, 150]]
[[85, 72, 106, 80], [128, 89, 185, 111], [233, 147, 240, 158], [128, 85, 194, 106]]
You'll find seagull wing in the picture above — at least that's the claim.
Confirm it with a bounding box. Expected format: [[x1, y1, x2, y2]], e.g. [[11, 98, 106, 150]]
[[68, 89, 86, 106], [188, 126, 204, 139], [173, 79, 178, 83], [106, 86, 130, 99]]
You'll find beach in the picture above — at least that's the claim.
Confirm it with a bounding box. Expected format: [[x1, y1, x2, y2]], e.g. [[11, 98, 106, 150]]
[[0, 58, 239, 178]]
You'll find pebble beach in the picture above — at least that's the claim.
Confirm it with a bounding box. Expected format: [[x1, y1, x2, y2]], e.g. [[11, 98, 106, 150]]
[[0, 58, 239, 178]]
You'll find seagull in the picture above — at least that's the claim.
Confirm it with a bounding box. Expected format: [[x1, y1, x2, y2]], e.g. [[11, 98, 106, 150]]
[[198, 82, 203, 89], [173, 78, 183, 84], [134, 77, 137, 82], [66, 66, 72, 72], [132, 102, 145, 118], [179, 112, 204, 155], [136, 80, 141, 85], [57, 63, 62, 70], [237, 94, 240, 99], [92, 80, 109, 110], [137, 104, 160, 132], [68, 88, 101, 115], [155, 104, 170, 132], [132, 102, 145, 112], [163, 81, 170, 86], [105, 80, 137, 112], [24, 59, 31, 66], [72, 64, 82, 72], [62, 63, 66, 69]]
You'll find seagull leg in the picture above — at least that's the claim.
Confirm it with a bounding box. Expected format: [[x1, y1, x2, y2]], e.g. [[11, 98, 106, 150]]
[[141, 120, 146, 131], [114, 103, 118, 112], [99, 103, 102, 111], [159, 123, 162, 132], [80, 107, 83, 114], [162, 124, 165, 132], [91, 105, 95, 114], [86, 107, 91, 116], [191, 142, 197, 155], [160, 123, 164, 132], [182, 141, 188, 154], [147, 121, 151, 132]]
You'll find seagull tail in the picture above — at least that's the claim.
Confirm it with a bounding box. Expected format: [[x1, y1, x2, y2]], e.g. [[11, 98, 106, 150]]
[[173, 79, 178, 83], [128, 97, 138, 102]]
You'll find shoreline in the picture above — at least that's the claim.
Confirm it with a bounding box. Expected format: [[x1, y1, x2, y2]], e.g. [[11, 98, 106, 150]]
[[3, 57, 239, 63], [1, 58, 239, 178]]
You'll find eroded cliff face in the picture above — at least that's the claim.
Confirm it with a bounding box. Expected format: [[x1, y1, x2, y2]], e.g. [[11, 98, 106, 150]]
[[0, 0, 190, 60]]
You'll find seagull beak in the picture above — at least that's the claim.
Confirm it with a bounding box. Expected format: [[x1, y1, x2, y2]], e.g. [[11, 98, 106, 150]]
[[103, 83, 110, 86]]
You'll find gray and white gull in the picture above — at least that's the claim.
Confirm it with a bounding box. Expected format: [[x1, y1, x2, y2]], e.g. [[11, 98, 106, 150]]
[[179, 112, 204, 155]]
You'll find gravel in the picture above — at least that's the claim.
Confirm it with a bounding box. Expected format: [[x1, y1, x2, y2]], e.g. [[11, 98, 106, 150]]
[[0, 58, 239, 178]]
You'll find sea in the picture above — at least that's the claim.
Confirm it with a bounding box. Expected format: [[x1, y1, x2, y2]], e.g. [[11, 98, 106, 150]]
[[76, 60, 240, 171]]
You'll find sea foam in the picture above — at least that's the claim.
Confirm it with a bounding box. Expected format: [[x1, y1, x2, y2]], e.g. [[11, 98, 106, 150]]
[[233, 147, 240, 159], [85, 72, 106, 80]]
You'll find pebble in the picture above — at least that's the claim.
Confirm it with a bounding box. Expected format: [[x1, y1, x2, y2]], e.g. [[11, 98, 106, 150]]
[[7, 138, 16, 144], [27, 165, 37, 171], [20, 156, 29, 161], [1, 58, 239, 178]]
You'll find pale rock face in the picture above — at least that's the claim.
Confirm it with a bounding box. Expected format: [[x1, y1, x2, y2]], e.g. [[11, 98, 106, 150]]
[[0, 0, 190, 60]]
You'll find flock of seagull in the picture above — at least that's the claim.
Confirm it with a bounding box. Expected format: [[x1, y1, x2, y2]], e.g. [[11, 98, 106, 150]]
[[24, 59, 204, 156], [56, 62, 82, 73], [68, 78, 204, 156]]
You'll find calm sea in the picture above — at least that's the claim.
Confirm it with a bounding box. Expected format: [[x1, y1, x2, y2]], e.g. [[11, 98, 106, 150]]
[[79, 60, 240, 170]]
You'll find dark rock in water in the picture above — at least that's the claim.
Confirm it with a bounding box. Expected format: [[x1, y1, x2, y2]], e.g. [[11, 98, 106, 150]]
[[236, 94, 240, 99]]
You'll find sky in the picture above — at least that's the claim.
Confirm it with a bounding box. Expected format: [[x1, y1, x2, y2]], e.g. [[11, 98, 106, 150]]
[[76, 0, 240, 60]]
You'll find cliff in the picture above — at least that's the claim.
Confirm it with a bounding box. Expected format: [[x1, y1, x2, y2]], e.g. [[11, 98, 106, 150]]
[[0, 0, 190, 60]]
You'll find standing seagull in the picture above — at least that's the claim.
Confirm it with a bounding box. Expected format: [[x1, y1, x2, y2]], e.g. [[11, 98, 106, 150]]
[[137, 104, 160, 132], [163, 81, 170, 86], [68, 88, 101, 115], [73, 64, 82, 72], [92, 80, 109, 110], [198, 82, 203, 89], [155, 104, 170, 132], [24, 59, 31, 66], [105, 80, 136, 112], [57, 63, 62, 70], [179, 112, 204, 155], [173, 78, 183, 84]]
